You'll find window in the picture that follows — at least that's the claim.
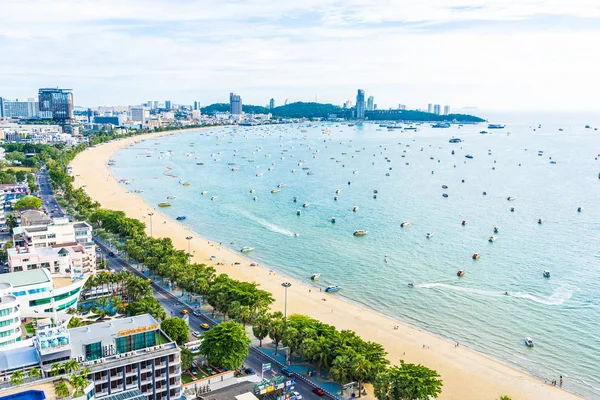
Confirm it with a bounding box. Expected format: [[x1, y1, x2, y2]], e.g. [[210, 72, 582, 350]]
[[29, 297, 52, 307], [13, 266, 23, 272], [116, 331, 156, 354], [47, 234, 56, 239], [12, 291, 26, 297], [0, 308, 13, 317], [22, 258, 29, 262], [27, 264, 38, 270], [84, 342, 103, 361]]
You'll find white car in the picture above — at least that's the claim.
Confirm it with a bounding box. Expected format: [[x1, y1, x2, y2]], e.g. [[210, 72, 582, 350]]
[[192, 331, 201, 338], [291, 391, 302, 400], [193, 310, 201, 316]]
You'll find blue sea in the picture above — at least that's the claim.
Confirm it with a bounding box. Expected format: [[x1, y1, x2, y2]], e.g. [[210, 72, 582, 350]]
[[110, 111, 600, 398]]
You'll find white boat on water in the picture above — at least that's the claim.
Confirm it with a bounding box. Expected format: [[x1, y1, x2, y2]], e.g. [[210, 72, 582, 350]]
[[489, 236, 498, 242], [353, 230, 368, 236], [401, 221, 410, 228], [507, 196, 516, 201], [201, 191, 208, 195], [211, 196, 217, 201], [543, 270, 551, 278], [525, 337, 534, 347], [241, 246, 255, 253], [271, 189, 280, 193], [310, 273, 321, 281], [303, 202, 310, 208], [167, 196, 176, 199], [325, 285, 341, 293], [426, 233, 434, 238]]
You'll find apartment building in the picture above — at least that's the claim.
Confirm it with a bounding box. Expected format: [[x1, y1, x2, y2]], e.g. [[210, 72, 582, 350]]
[[13, 218, 93, 248]]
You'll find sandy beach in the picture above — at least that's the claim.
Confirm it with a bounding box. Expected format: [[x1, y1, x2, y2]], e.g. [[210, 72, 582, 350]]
[[71, 130, 584, 400]]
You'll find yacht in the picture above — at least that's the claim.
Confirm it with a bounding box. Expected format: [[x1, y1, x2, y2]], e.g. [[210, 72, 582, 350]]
[[303, 202, 310, 208], [325, 285, 341, 293], [211, 196, 217, 201], [277, 183, 286, 188], [201, 191, 208, 195], [353, 230, 368, 236], [310, 273, 321, 281], [507, 196, 516, 201], [241, 246, 255, 253]]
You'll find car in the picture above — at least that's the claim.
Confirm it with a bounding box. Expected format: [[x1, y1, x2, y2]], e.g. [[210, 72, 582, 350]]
[[108, 252, 115, 257], [192, 310, 201, 316], [200, 323, 210, 330], [180, 309, 189, 315], [312, 387, 326, 396], [191, 331, 201, 338], [281, 367, 293, 377], [291, 391, 302, 400], [244, 367, 255, 375]]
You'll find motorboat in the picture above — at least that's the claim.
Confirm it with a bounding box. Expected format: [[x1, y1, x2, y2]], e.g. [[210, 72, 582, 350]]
[[507, 196, 516, 201], [494, 227, 499, 233], [158, 203, 171, 207], [331, 217, 336, 223], [538, 218, 544, 224], [271, 189, 280, 193], [543, 270, 551, 278], [303, 202, 310, 207], [489, 236, 497, 242], [325, 285, 341, 293], [336, 189, 341, 194], [353, 230, 368, 236], [211, 196, 217, 201], [310, 273, 321, 281], [577, 207, 582, 212], [183, 182, 191, 186], [457, 270, 465, 277], [176, 216, 186, 221], [297, 210, 301, 216], [352, 206, 359, 212], [201, 191, 208, 195], [250, 189, 255, 193], [462, 220, 467, 226], [465, 154, 473, 159], [472, 253, 481, 260], [401, 221, 410, 228], [277, 183, 286, 188], [442, 185, 448, 189], [525, 337, 534, 347], [241, 246, 255, 253], [167, 196, 176, 199], [442, 193, 449, 198], [407, 283, 414, 288], [426, 233, 433, 239], [334, 196, 338, 201]]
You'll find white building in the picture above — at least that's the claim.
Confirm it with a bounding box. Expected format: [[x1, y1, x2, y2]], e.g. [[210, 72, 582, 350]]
[[6, 242, 96, 276], [131, 108, 149, 124], [13, 218, 93, 249], [0, 282, 22, 347]]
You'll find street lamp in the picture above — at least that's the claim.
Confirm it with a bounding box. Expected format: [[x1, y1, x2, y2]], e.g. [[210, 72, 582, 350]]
[[281, 282, 291, 320], [147, 213, 154, 237], [185, 236, 193, 264]]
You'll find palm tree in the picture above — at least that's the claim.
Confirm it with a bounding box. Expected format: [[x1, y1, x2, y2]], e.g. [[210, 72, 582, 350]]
[[54, 381, 70, 399], [50, 362, 62, 377], [111, 295, 124, 315], [28, 367, 41, 380], [70, 373, 87, 397], [63, 360, 80, 374], [66, 307, 78, 315], [330, 355, 352, 395], [252, 312, 271, 347], [10, 370, 24, 386], [351, 354, 372, 398], [80, 367, 91, 379]]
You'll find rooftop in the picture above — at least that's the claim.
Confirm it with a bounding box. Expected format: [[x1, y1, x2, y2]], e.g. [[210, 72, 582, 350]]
[[0, 345, 40, 371], [0, 269, 51, 288], [198, 382, 256, 400]]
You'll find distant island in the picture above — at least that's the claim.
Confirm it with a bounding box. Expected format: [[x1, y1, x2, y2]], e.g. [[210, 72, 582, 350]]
[[201, 102, 485, 123]]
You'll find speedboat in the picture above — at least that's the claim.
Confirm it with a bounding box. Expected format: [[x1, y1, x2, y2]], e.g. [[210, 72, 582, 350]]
[[525, 337, 534, 347], [457, 270, 465, 277], [158, 202, 171, 208], [292, 197, 297, 202], [250, 189, 255, 193], [442, 185, 448, 189], [271, 189, 280, 193], [442, 193, 449, 198], [401, 221, 410, 228], [352, 206, 359, 212], [462, 220, 467, 226], [211, 196, 217, 201], [303, 202, 310, 208], [201, 191, 208, 195], [494, 227, 499, 233], [167, 196, 176, 199], [296, 210, 301, 215], [336, 189, 341, 194], [426, 233, 433, 239], [353, 230, 368, 236], [465, 154, 473, 159], [310, 273, 321, 281], [241, 246, 255, 253], [325, 285, 341, 293], [277, 183, 286, 188], [472, 253, 480, 260], [538, 218, 544, 224], [407, 283, 414, 288], [331, 217, 336, 223], [176, 216, 186, 221], [507, 196, 516, 201], [489, 236, 497, 242], [543, 270, 551, 278]]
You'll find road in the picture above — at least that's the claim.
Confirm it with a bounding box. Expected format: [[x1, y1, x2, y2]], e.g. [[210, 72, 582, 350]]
[[36, 167, 65, 218]]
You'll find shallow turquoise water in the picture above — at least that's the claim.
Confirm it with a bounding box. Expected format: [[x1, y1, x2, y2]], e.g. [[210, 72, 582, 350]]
[[111, 114, 600, 398]]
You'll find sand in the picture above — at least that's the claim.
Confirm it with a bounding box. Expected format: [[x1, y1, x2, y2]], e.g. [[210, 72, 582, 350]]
[[71, 130, 584, 400]]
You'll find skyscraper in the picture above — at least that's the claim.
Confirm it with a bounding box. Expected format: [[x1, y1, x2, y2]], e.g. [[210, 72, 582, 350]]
[[427, 103, 433, 113], [38, 88, 73, 122], [398, 104, 406, 110], [443, 105, 450, 115], [153, 101, 159, 110], [193, 101, 198, 110], [367, 96, 374, 111], [269, 98, 275, 110], [434, 104, 441, 115], [0, 98, 39, 118], [165, 100, 172, 110], [230, 93, 242, 115], [356, 89, 366, 119]]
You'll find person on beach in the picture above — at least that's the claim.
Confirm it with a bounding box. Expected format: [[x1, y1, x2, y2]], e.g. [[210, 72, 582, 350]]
[[560, 376, 563, 387]]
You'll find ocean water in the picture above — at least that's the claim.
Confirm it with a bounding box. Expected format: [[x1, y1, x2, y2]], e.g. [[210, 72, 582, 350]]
[[110, 112, 600, 398]]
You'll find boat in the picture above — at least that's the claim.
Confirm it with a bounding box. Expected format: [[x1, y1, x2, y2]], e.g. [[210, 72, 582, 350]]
[[448, 138, 462, 143], [201, 191, 208, 195], [352, 206, 359, 212], [196, 162, 204, 165], [250, 189, 255, 193], [303, 202, 310, 208], [277, 183, 286, 188], [176, 216, 186, 221], [167, 196, 176, 199], [489, 236, 497, 242], [442, 185, 448, 189], [426, 233, 433, 239], [211, 196, 217, 201], [296, 210, 301, 216], [241, 246, 255, 253], [457, 270, 465, 277], [407, 283, 414, 287], [543, 270, 551, 278], [479, 131, 489, 134], [472, 253, 480, 260], [310, 273, 321, 280], [256, 173, 263, 177], [442, 193, 449, 198], [331, 217, 336, 223], [507, 196, 516, 201], [325, 285, 341, 293], [538, 218, 544, 224], [465, 154, 474, 159], [353, 230, 368, 236], [461, 220, 467, 226], [401, 221, 410, 228], [271, 189, 280, 193], [183, 182, 191, 186], [577, 207, 582, 212], [494, 227, 499, 233], [335, 189, 341, 194], [488, 124, 505, 129], [525, 337, 534, 347], [158, 203, 171, 207], [432, 123, 451, 128]]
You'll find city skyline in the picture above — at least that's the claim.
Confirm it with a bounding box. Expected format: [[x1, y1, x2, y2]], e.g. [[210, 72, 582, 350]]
[[1, 1, 599, 110]]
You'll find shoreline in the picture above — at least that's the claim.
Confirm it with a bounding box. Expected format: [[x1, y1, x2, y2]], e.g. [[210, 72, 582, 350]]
[[71, 128, 585, 400]]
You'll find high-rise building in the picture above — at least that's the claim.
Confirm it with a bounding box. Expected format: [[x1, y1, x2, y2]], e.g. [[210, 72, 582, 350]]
[[153, 101, 159, 110], [398, 104, 406, 110], [443, 105, 450, 115], [38, 88, 73, 122], [374, 104, 377, 110], [427, 103, 433, 113], [131, 107, 148, 123], [356, 89, 366, 119], [165, 100, 172, 110], [434, 104, 441, 115], [367, 96, 374, 111], [269, 98, 275, 110], [193, 101, 198, 110], [229, 93, 242, 115], [0, 98, 39, 118]]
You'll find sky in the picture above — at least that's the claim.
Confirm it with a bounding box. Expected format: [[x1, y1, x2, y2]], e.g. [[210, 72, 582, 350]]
[[1, 0, 600, 111]]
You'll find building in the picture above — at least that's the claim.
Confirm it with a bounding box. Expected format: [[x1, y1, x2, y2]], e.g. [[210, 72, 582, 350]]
[[20, 210, 52, 227], [130, 108, 148, 124], [38, 89, 73, 122], [229, 93, 242, 115], [94, 116, 124, 126], [0, 98, 39, 119], [191, 110, 201, 121], [7, 240, 96, 275], [193, 101, 198, 111], [0, 282, 21, 347], [433, 104, 441, 115], [398, 104, 406, 110], [443, 105, 450, 115], [165, 101, 171, 111], [0, 314, 181, 400], [269, 98, 275, 110], [153, 101, 159, 110], [367, 96, 374, 111], [427, 104, 433, 113], [12, 218, 93, 249], [356, 89, 365, 119]]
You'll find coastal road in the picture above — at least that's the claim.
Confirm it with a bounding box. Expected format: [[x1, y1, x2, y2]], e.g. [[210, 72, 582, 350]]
[[97, 241, 333, 400], [36, 167, 65, 219]]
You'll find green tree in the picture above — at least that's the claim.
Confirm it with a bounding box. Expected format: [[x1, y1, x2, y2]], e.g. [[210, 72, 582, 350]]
[[180, 348, 194, 371], [111, 295, 124, 314], [13, 196, 42, 210], [28, 367, 41, 380], [54, 381, 70, 398], [498, 397, 512, 400], [15, 170, 26, 182], [125, 296, 166, 321], [160, 317, 189, 346], [126, 276, 152, 301], [10, 370, 24, 386], [70, 373, 88, 397], [199, 321, 251, 370], [66, 307, 78, 315], [252, 312, 271, 347], [68, 316, 83, 328], [50, 362, 62, 377], [63, 359, 80, 374], [373, 361, 443, 400], [330, 354, 353, 395], [268, 315, 285, 355]]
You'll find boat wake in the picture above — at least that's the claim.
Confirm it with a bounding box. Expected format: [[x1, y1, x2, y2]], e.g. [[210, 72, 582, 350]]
[[243, 213, 297, 237], [417, 283, 574, 306]]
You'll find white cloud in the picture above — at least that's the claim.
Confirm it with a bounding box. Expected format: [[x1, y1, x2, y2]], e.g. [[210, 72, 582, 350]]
[[1, 0, 599, 110]]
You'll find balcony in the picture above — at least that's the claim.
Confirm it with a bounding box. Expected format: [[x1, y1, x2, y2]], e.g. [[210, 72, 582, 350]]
[[125, 369, 138, 377]]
